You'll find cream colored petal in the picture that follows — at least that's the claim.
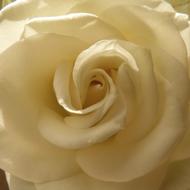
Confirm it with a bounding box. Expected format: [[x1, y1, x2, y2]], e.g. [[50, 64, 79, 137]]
[[170, 104, 190, 161], [22, 13, 124, 44], [114, 41, 158, 143], [0, 0, 80, 53], [35, 165, 166, 190], [0, 131, 80, 183], [54, 65, 117, 130], [69, 0, 163, 15], [180, 22, 190, 76], [38, 92, 126, 149], [160, 158, 190, 190], [77, 96, 185, 182], [70, 3, 187, 65], [9, 175, 36, 190], [76, 48, 189, 182], [53, 39, 139, 133], [0, 33, 86, 137], [54, 66, 116, 115]]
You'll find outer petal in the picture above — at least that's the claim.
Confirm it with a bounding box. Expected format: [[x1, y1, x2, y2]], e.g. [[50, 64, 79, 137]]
[[0, 33, 86, 138], [180, 22, 190, 76], [70, 2, 187, 65], [0, 0, 79, 53], [9, 176, 36, 190], [170, 105, 190, 161], [36, 166, 166, 190], [0, 34, 87, 182], [22, 13, 124, 44], [160, 158, 190, 190], [0, 131, 80, 183], [9, 165, 166, 190]]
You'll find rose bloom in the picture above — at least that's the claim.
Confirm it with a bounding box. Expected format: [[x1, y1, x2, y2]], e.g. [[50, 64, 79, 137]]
[[0, 0, 190, 190]]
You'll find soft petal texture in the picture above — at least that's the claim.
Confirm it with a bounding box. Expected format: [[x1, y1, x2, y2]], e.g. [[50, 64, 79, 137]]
[[0, 0, 79, 52], [38, 94, 126, 149], [9, 164, 166, 190], [22, 13, 124, 43], [76, 48, 189, 182], [36, 167, 166, 190], [9, 176, 36, 190], [0, 1, 190, 190], [0, 131, 80, 183], [70, 2, 187, 64], [160, 158, 190, 190], [0, 34, 87, 182], [180, 22, 190, 76], [0, 33, 86, 139], [170, 105, 190, 161]]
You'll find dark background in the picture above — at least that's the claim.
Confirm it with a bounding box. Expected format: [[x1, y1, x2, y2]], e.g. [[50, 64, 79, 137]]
[[0, 169, 9, 190]]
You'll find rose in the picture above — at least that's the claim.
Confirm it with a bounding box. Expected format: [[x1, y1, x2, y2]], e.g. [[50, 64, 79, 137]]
[[0, 0, 190, 190]]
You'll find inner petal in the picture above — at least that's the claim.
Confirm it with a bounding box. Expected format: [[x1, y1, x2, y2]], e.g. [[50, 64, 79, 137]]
[[83, 79, 106, 108]]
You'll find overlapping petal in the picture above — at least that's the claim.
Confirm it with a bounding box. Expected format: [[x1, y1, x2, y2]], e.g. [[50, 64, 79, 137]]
[[0, 131, 80, 183], [70, 2, 187, 65], [76, 48, 189, 182]]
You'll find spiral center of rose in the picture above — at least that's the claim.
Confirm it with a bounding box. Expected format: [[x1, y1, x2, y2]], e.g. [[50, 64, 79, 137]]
[[50, 40, 139, 149]]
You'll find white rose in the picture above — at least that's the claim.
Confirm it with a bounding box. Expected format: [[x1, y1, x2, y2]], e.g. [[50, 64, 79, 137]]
[[0, 0, 190, 190]]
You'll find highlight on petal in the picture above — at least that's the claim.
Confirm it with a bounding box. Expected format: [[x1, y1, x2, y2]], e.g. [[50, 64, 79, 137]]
[[22, 13, 124, 44], [42, 40, 152, 149], [38, 94, 126, 149], [0, 0, 80, 53]]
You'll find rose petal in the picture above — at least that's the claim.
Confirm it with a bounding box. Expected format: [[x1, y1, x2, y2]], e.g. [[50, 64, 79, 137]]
[[76, 48, 189, 182], [54, 65, 117, 129], [0, 33, 86, 138], [77, 97, 185, 182], [70, 2, 187, 65], [35, 165, 166, 190], [114, 41, 158, 143], [0, 0, 79, 53], [9, 176, 36, 190], [160, 158, 190, 190], [38, 90, 126, 149], [8, 164, 167, 190], [70, 0, 163, 15], [22, 13, 124, 44], [0, 131, 80, 183], [170, 105, 190, 161]]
